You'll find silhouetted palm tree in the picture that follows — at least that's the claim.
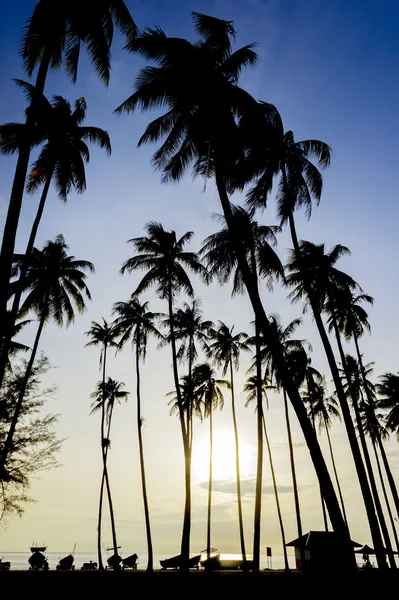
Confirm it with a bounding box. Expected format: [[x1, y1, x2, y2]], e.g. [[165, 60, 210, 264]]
[[90, 377, 129, 567], [207, 321, 249, 561], [286, 240, 387, 567], [0, 235, 93, 481], [244, 374, 290, 572], [340, 355, 395, 568], [120, 221, 207, 570], [116, 12, 349, 547], [201, 205, 283, 571], [0, 0, 136, 326], [85, 318, 119, 569], [161, 299, 213, 450], [193, 363, 228, 563], [303, 379, 348, 527], [1, 312, 30, 373], [0, 87, 111, 389], [113, 297, 163, 572]]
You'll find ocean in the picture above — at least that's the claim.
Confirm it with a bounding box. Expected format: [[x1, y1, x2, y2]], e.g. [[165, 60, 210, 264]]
[[0, 551, 368, 571]]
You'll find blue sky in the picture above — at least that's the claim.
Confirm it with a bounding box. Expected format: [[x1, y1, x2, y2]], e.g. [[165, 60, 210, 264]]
[[0, 0, 399, 560]]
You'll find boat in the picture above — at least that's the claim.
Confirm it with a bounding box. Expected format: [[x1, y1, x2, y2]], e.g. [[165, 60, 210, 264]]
[[30, 542, 46, 553], [28, 550, 49, 571], [199, 548, 220, 570], [56, 554, 75, 570], [160, 554, 201, 570], [122, 553, 138, 570], [0, 558, 10, 571]]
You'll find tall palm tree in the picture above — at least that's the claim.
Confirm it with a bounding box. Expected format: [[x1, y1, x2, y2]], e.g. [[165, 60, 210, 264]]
[[0, 0, 136, 324], [244, 374, 290, 572], [378, 373, 399, 440], [0, 86, 111, 389], [340, 355, 396, 568], [201, 205, 283, 572], [90, 377, 128, 569], [0, 235, 93, 480], [120, 221, 207, 571], [286, 240, 388, 568], [112, 297, 163, 572], [116, 12, 349, 547], [192, 363, 228, 563], [257, 315, 308, 568], [85, 318, 119, 570], [161, 299, 213, 450], [303, 380, 348, 527], [207, 321, 249, 562]]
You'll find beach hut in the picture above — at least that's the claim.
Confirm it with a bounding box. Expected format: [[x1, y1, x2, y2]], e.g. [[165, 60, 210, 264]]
[[286, 531, 361, 572]]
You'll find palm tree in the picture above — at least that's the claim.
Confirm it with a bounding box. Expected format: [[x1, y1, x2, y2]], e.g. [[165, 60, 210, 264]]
[[303, 380, 348, 527], [0, 87, 111, 389], [1, 311, 31, 373], [378, 373, 399, 440], [257, 315, 308, 568], [244, 374, 290, 572], [286, 240, 388, 568], [161, 299, 213, 450], [120, 221, 207, 571], [340, 355, 396, 568], [116, 12, 349, 546], [112, 297, 163, 572], [0, 235, 93, 480], [207, 321, 249, 562], [85, 318, 119, 570], [192, 363, 228, 563], [201, 205, 283, 572], [0, 0, 136, 325], [361, 395, 399, 554], [90, 377, 128, 568]]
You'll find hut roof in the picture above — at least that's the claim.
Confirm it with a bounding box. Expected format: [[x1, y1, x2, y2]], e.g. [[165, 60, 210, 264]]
[[286, 531, 362, 548]]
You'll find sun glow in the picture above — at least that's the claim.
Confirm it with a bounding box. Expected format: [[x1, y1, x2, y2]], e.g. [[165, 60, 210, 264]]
[[192, 428, 255, 485]]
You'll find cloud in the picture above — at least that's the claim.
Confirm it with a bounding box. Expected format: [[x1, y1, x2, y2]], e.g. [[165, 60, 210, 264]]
[[198, 477, 301, 496]]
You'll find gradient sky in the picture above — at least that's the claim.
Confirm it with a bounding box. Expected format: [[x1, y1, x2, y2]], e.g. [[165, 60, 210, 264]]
[[0, 0, 399, 559]]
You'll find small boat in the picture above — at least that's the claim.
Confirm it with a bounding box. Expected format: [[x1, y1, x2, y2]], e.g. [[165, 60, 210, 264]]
[[56, 554, 75, 570], [122, 553, 138, 570], [81, 561, 97, 570], [28, 550, 49, 571], [0, 558, 10, 571], [107, 553, 122, 570], [160, 554, 201, 570], [199, 548, 220, 570]]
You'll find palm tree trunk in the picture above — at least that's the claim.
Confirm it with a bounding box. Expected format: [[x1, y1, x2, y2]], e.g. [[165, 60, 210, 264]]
[[206, 404, 213, 564], [286, 202, 386, 568], [372, 437, 399, 554], [97, 344, 107, 571], [311, 412, 328, 531], [0, 51, 51, 332], [97, 459, 106, 570], [332, 320, 395, 568], [167, 284, 190, 572], [353, 335, 399, 521], [214, 169, 351, 559], [0, 311, 46, 472], [136, 343, 153, 572], [283, 388, 305, 569], [262, 414, 289, 572], [230, 358, 246, 562], [324, 417, 348, 527], [253, 317, 264, 573], [0, 166, 55, 392]]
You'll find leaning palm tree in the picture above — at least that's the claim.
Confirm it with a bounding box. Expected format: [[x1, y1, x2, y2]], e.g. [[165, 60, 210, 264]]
[[161, 299, 213, 450], [340, 355, 396, 568], [90, 377, 129, 568], [244, 374, 290, 572], [112, 296, 163, 572], [201, 205, 283, 572], [0, 0, 136, 324], [303, 380, 348, 527], [0, 235, 93, 481], [286, 240, 387, 568], [193, 363, 228, 563], [120, 221, 207, 571], [0, 86, 111, 389], [207, 321, 249, 562], [116, 12, 349, 546], [85, 318, 119, 570]]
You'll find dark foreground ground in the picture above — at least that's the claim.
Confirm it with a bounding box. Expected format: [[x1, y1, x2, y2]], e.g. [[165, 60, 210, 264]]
[[1, 569, 398, 599]]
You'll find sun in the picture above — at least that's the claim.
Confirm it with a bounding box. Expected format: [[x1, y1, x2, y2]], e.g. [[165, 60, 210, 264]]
[[191, 427, 254, 485]]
